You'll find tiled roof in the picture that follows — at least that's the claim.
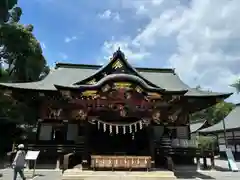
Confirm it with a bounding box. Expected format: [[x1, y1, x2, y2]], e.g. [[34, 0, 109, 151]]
[[199, 104, 240, 133], [190, 120, 207, 133], [0, 63, 232, 97]]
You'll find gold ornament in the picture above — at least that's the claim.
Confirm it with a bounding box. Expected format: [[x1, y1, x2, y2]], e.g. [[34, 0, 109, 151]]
[[48, 108, 62, 119]]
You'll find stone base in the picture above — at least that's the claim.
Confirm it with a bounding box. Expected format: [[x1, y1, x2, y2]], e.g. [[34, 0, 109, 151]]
[[62, 170, 176, 180]]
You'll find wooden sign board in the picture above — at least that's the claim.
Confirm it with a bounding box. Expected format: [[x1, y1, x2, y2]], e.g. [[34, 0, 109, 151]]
[[225, 148, 238, 172], [25, 151, 40, 161]]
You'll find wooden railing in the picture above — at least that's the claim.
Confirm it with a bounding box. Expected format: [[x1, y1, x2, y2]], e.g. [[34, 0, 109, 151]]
[[91, 155, 151, 171], [171, 139, 198, 148], [23, 144, 85, 153]]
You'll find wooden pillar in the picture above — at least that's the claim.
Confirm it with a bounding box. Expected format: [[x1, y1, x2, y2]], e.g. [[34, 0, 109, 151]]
[[63, 120, 68, 143], [82, 121, 90, 170], [36, 120, 42, 142], [203, 157, 207, 169], [210, 156, 215, 170], [166, 156, 174, 171], [148, 125, 155, 169]]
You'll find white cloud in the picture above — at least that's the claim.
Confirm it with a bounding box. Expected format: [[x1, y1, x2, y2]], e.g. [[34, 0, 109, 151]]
[[41, 42, 46, 49], [98, 10, 122, 22], [101, 37, 150, 65], [64, 36, 77, 43], [59, 53, 68, 60], [101, 0, 240, 103]]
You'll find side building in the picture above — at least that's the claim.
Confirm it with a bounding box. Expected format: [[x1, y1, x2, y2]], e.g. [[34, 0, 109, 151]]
[[200, 104, 240, 159], [0, 49, 232, 170]]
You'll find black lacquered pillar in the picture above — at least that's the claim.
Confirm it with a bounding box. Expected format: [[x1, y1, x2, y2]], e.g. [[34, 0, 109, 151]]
[[147, 125, 155, 169], [82, 121, 90, 170]]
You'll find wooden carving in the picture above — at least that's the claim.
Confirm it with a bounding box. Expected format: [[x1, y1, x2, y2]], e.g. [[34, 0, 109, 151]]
[[81, 90, 99, 98], [114, 82, 131, 89], [112, 59, 123, 69], [168, 95, 180, 103], [147, 92, 162, 100], [87, 79, 96, 85], [176, 113, 189, 125], [60, 90, 71, 98], [101, 84, 111, 92], [152, 110, 161, 124], [48, 108, 63, 119], [169, 108, 182, 122], [72, 109, 87, 120], [118, 105, 127, 117]]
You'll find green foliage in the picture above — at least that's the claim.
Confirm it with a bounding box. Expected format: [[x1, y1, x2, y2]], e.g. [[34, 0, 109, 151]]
[[191, 101, 234, 125], [0, 0, 18, 10], [231, 79, 240, 93], [0, 1, 49, 147], [0, 7, 49, 82], [191, 86, 234, 125], [197, 135, 217, 151], [0, 0, 18, 23]]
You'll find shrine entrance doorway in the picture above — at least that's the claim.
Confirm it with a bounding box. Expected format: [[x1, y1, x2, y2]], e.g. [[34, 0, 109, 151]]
[[89, 117, 150, 156]]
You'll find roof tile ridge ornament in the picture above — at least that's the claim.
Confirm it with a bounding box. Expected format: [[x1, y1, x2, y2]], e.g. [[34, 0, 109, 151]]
[[54, 61, 59, 69], [112, 47, 125, 61], [172, 68, 176, 75]]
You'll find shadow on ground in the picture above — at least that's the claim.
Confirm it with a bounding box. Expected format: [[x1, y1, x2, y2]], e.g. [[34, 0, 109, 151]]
[[174, 172, 215, 179]]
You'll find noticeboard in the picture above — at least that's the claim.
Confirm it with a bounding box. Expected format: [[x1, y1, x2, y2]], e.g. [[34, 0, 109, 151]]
[[25, 151, 40, 161], [225, 148, 238, 172]]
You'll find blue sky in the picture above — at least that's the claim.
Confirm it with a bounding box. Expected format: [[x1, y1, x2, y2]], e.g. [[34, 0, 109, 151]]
[[18, 0, 151, 67], [18, 0, 240, 102]]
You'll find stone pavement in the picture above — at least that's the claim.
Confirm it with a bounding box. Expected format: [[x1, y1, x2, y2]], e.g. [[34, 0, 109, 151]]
[[1, 169, 240, 180], [0, 169, 62, 180], [1, 158, 240, 180]]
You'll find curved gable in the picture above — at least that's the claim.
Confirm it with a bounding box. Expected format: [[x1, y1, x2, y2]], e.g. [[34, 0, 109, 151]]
[[73, 49, 162, 88]]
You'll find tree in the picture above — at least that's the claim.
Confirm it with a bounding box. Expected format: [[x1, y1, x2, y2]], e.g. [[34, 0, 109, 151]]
[[0, 1, 49, 154], [1, 6, 49, 82], [190, 86, 234, 124], [231, 80, 240, 93], [0, 0, 18, 23]]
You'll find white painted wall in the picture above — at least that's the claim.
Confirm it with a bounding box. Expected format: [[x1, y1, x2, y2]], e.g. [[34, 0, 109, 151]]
[[39, 124, 52, 140], [67, 123, 78, 141]]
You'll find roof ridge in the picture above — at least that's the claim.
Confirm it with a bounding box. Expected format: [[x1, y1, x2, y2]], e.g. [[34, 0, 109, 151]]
[[55, 62, 175, 73]]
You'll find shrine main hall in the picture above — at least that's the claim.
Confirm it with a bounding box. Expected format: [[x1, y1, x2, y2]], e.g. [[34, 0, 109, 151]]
[[0, 49, 232, 171]]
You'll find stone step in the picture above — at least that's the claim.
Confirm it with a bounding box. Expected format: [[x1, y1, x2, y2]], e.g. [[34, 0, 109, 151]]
[[62, 170, 176, 180]]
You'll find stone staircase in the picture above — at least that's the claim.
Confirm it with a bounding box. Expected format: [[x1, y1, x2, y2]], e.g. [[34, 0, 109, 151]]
[[160, 137, 174, 155], [62, 169, 176, 180]]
